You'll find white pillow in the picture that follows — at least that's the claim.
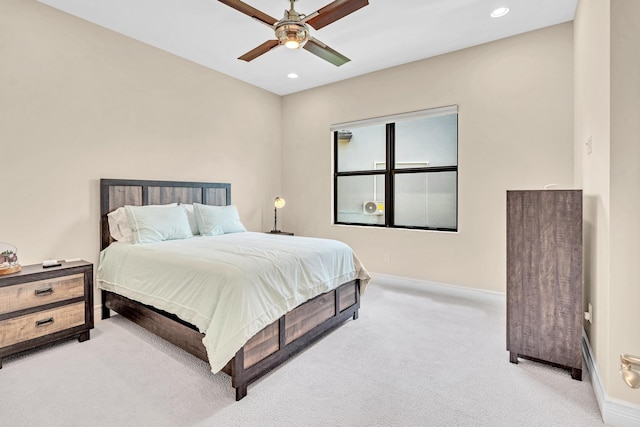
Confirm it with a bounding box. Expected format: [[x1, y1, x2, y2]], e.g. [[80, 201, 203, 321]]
[[124, 204, 192, 244], [107, 207, 132, 242], [193, 203, 246, 236], [181, 204, 200, 236], [107, 203, 177, 242]]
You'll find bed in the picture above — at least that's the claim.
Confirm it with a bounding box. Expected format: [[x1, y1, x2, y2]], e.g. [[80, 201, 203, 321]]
[[98, 178, 369, 400]]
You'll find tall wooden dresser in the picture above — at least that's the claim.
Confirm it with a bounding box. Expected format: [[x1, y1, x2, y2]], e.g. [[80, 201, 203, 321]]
[[506, 190, 583, 380], [0, 261, 93, 368]]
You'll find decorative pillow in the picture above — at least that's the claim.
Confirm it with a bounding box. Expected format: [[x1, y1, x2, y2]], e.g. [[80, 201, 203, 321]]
[[181, 204, 200, 236], [193, 203, 246, 236], [124, 204, 192, 244]]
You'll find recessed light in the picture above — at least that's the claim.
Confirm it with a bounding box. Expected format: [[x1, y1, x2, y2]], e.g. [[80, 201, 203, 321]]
[[287, 73, 298, 79], [491, 7, 509, 18]]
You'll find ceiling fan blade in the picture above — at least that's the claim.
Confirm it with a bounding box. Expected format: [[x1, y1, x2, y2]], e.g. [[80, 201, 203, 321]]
[[218, 0, 278, 26], [305, 0, 369, 30], [239, 40, 280, 62], [303, 37, 350, 66]]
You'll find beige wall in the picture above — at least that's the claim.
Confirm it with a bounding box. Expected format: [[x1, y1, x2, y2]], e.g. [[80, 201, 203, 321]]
[[574, 0, 612, 397], [575, 0, 640, 408], [282, 23, 575, 292], [0, 0, 282, 272], [610, 0, 640, 405]]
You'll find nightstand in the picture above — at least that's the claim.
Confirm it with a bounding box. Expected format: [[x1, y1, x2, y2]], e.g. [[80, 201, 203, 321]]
[[0, 261, 93, 368], [268, 231, 294, 236]]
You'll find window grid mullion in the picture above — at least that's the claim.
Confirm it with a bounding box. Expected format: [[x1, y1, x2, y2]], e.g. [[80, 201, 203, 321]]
[[334, 170, 386, 177], [333, 132, 338, 224], [385, 123, 395, 227]]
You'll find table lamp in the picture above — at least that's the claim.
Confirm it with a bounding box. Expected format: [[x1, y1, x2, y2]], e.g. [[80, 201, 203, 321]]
[[272, 197, 286, 233]]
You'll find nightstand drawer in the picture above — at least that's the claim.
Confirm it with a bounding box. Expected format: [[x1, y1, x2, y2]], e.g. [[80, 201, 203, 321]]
[[0, 302, 85, 348], [0, 273, 84, 315]]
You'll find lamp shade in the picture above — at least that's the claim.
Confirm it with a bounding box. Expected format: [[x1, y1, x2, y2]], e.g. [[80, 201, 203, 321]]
[[274, 197, 286, 209]]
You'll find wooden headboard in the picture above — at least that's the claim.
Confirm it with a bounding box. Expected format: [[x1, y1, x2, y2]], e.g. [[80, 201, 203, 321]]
[[100, 179, 231, 250]]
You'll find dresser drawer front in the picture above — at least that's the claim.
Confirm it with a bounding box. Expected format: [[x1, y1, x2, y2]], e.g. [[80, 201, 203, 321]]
[[0, 302, 85, 348], [0, 274, 84, 315]]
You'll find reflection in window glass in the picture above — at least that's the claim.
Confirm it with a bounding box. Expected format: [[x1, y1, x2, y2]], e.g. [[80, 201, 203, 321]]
[[336, 124, 386, 173], [395, 115, 458, 168], [394, 172, 457, 229], [336, 175, 384, 225]]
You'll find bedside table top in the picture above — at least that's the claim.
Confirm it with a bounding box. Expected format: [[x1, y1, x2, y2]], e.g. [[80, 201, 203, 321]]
[[267, 231, 294, 236], [0, 261, 92, 287]]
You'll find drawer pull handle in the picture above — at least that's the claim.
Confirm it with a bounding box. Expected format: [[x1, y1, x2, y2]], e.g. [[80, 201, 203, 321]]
[[34, 288, 54, 296], [35, 317, 54, 327]]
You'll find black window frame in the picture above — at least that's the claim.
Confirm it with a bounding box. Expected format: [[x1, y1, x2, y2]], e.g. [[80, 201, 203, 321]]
[[333, 110, 458, 232]]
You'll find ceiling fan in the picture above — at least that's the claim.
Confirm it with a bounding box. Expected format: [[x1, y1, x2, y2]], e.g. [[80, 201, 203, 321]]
[[218, 0, 369, 66]]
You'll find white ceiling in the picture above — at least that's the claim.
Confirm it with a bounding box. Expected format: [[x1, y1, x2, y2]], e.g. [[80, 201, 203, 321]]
[[37, 0, 577, 96]]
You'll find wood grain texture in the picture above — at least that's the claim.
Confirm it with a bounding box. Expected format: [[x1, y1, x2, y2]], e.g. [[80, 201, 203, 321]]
[[285, 291, 336, 345], [148, 186, 202, 205], [507, 190, 582, 376], [242, 320, 279, 369], [0, 265, 21, 276], [108, 185, 142, 211], [205, 187, 229, 206], [0, 274, 84, 315], [0, 302, 85, 348], [338, 282, 357, 312]]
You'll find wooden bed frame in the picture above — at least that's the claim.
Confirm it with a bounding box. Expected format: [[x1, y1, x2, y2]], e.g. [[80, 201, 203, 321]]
[[99, 178, 361, 400]]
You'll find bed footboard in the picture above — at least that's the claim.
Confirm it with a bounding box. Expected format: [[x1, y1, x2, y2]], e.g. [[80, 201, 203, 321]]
[[102, 279, 360, 400]]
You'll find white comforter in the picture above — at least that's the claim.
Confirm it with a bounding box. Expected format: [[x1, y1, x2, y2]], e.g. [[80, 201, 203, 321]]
[[96, 232, 370, 372]]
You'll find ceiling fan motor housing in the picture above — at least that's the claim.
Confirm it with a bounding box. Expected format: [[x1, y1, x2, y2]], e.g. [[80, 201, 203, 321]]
[[275, 3, 309, 49], [276, 22, 309, 49]]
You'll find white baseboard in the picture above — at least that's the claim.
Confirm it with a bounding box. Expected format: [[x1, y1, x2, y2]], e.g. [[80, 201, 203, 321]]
[[582, 332, 640, 427], [369, 272, 505, 304]]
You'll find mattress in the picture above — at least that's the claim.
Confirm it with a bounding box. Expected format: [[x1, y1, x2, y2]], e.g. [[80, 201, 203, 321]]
[[96, 232, 370, 372]]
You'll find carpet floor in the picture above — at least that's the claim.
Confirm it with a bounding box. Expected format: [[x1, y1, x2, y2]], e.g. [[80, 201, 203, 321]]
[[0, 277, 606, 426]]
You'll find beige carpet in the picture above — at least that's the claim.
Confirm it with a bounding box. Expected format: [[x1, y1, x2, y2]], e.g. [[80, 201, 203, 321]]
[[0, 277, 605, 426]]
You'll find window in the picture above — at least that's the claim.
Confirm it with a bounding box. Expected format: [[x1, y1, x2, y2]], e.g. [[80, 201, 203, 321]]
[[332, 105, 458, 231]]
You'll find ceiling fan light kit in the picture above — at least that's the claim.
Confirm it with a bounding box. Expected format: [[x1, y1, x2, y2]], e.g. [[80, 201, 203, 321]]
[[276, 23, 309, 49], [219, 0, 369, 66]]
